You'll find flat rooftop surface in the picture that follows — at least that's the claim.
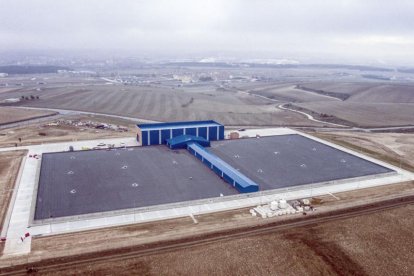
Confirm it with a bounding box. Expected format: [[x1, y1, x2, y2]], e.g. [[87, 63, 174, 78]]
[[35, 146, 237, 220], [210, 135, 393, 191]]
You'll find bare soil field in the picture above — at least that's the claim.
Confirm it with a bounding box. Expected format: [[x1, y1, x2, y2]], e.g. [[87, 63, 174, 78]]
[[0, 107, 57, 125], [0, 151, 26, 253], [0, 78, 326, 126], [2, 72, 414, 127], [0, 114, 136, 148], [24, 84, 320, 126], [311, 131, 414, 171], [295, 101, 414, 127], [246, 83, 342, 103], [236, 81, 414, 127], [301, 82, 414, 103], [53, 203, 414, 276], [290, 82, 414, 127]]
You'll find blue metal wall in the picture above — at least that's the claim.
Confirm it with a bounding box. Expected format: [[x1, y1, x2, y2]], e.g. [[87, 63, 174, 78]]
[[172, 128, 184, 137], [138, 121, 225, 146], [219, 126, 225, 140], [161, 129, 171, 144], [208, 126, 217, 141], [142, 130, 148, 146], [149, 130, 159, 145], [198, 127, 207, 139], [186, 127, 197, 136]]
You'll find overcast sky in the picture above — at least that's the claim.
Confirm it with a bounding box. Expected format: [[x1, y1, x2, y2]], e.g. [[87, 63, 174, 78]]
[[1, 0, 414, 64]]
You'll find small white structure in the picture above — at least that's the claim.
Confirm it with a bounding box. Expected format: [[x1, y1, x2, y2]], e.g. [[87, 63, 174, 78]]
[[2, 98, 20, 103], [270, 201, 278, 211], [252, 199, 297, 219], [279, 199, 288, 209]]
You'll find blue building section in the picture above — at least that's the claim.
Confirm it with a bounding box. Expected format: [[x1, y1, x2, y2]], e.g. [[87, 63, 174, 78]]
[[172, 128, 184, 137], [167, 135, 210, 149], [161, 129, 171, 143], [137, 120, 224, 146], [150, 130, 160, 145], [186, 127, 197, 136], [187, 142, 259, 193], [208, 126, 217, 140]]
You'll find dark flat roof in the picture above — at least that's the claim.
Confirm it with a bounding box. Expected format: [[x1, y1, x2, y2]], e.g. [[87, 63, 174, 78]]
[[209, 135, 393, 191], [35, 146, 237, 220]]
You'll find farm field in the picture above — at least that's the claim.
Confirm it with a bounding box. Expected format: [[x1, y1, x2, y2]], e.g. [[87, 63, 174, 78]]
[[235, 81, 414, 127], [299, 82, 414, 103], [240, 83, 342, 102], [1, 82, 324, 127], [294, 82, 414, 127], [0, 107, 57, 125], [295, 101, 414, 127], [1, 71, 414, 127]]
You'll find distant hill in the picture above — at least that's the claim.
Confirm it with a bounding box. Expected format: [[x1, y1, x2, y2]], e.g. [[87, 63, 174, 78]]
[[0, 65, 72, 74]]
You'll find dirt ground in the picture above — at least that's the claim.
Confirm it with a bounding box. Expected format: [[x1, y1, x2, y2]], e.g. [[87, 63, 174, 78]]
[[237, 81, 414, 127], [311, 131, 414, 172], [296, 101, 414, 127], [0, 107, 56, 125], [48, 203, 414, 276], [0, 80, 326, 126], [25, 180, 413, 255], [0, 150, 26, 253], [0, 114, 137, 148]]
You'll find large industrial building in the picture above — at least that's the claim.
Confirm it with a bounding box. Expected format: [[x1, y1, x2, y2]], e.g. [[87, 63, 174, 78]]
[[32, 120, 395, 223]]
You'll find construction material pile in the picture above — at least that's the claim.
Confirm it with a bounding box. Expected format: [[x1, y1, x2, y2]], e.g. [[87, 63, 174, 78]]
[[250, 198, 316, 219]]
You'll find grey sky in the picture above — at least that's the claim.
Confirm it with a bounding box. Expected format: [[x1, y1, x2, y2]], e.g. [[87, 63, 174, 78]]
[[1, 0, 414, 64]]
